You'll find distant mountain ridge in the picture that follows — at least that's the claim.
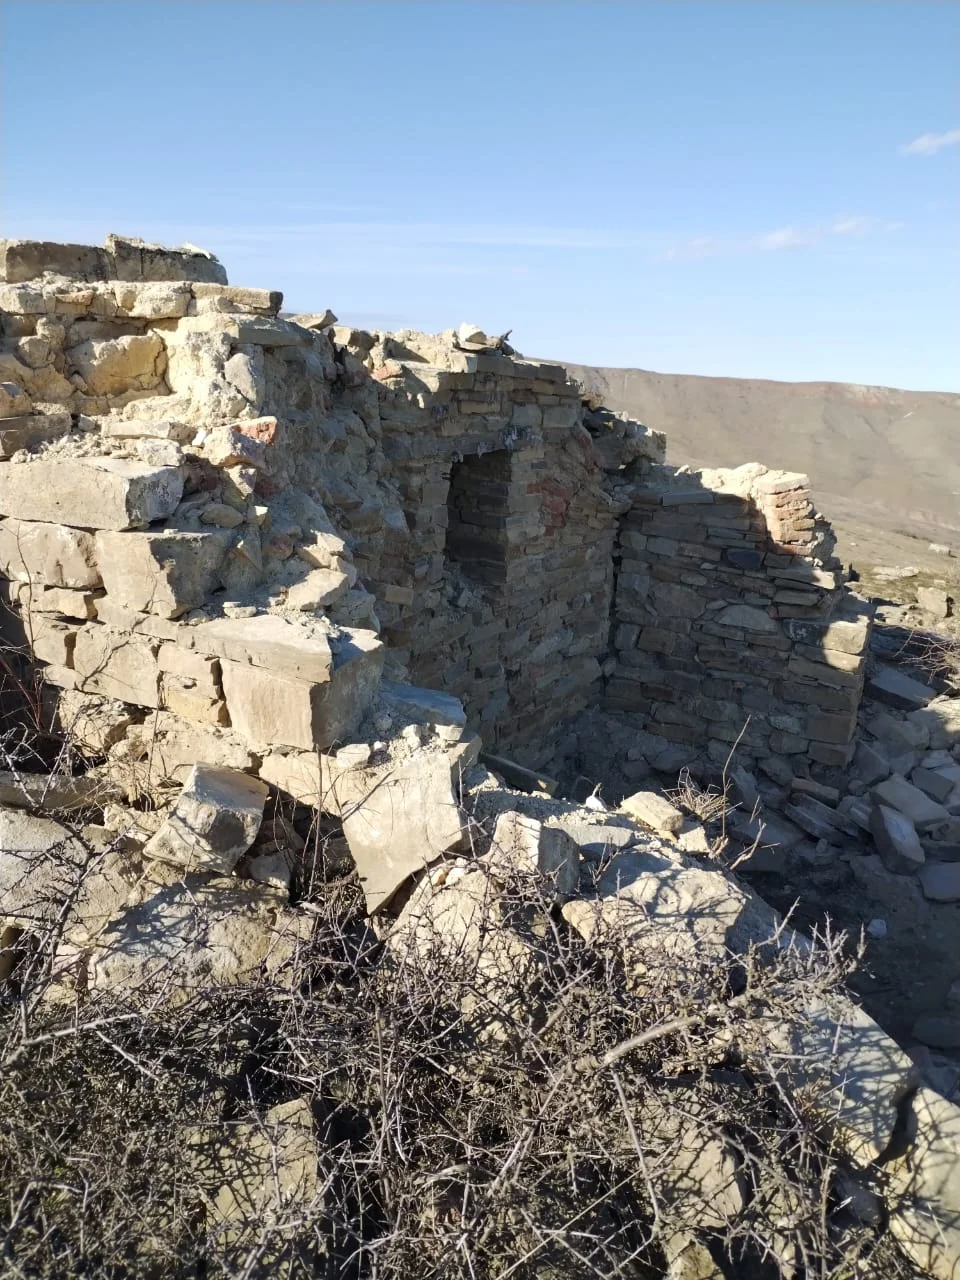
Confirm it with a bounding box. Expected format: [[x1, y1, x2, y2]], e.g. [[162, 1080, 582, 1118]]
[[559, 362, 960, 533]]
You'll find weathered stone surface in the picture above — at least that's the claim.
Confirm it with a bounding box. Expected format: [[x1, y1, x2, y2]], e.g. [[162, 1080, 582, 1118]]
[[86, 873, 309, 1004], [757, 997, 919, 1167], [851, 739, 891, 786], [919, 863, 960, 902], [285, 567, 350, 611], [0, 457, 183, 529], [220, 630, 383, 753], [886, 1087, 960, 1280], [619, 789, 684, 835], [908, 701, 960, 750], [562, 847, 785, 980], [379, 681, 467, 729], [109, 714, 256, 790], [912, 765, 960, 804], [866, 665, 936, 711], [342, 750, 466, 912], [872, 774, 950, 832], [0, 238, 110, 282], [0, 808, 86, 930], [783, 794, 857, 840], [67, 333, 166, 396], [143, 764, 268, 874], [72, 625, 159, 706], [869, 804, 925, 874], [383, 859, 547, 1042], [716, 604, 777, 632], [189, 1097, 317, 1234], [485, 810, 580, 900], [183, 614, 333, 682], [0, 770, 120, 811], [0, 518, 101, 588], [0, 412, 71, 457], [97, 528, 231, 618]]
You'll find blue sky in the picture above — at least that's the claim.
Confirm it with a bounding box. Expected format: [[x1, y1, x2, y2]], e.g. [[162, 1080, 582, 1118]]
[[1, 1, 957, 389]]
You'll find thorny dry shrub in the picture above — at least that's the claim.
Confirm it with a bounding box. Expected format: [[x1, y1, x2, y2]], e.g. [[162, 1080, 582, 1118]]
[[0, 817, 926, 1280]]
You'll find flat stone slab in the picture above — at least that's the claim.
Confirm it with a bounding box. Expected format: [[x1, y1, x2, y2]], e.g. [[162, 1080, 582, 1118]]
[[380, 681, 467, 728], [872, 774, 950, 832], [0, 456, 183, 529], [619, 789, 684, 835], [185, 614, 333, 682], [908, 700, 960, 750], [866, 665, 936, 711], [919, 863, 960, 902], [342, 750, 466, 912]]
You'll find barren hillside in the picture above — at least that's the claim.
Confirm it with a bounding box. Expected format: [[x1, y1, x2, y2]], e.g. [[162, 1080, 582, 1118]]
[[561, 362, 960, 542]]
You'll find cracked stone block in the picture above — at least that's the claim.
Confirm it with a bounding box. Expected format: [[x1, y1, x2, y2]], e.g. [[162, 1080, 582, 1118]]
[[0, 518, 101, 588], [96, 528, 231, 618], [143, 764, 268, 874], [0, 457, 183, 529], [73, 624, 160, 707]]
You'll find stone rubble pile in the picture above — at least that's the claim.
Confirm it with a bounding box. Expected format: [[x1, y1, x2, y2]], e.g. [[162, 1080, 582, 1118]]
[[1, 235, 960, 1276]]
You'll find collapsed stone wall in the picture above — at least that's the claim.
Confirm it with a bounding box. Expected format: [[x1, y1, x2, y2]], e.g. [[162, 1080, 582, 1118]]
[[0, 233, 865, 795]]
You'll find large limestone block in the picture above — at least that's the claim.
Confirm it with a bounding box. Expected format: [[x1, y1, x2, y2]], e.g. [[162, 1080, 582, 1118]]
[[105, 233, 228, 284], [0, 517, 101, 587], [220, 627, 382, 752], [96, 528, 231, 618], [66, 333, 166, 396], [562, 847, 786, 978], [143, 764, 268, 874], [112, 281, 191, 319], [183, 614, 333, 682], [0, 238, 110, 282], [872, 774, 950, 832], [86, 874, 310, 1005], [869, 804, 925, 873], [73, 624, 160, 707], [0, 457, 183, 529], [886, 1087, 960, 1279], [343, 751, 467, 912], [756, 998, 919, 1167]]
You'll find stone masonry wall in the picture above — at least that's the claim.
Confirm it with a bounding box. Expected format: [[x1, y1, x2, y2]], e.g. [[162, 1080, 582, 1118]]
[[606, 462, 872, 769], [0, 234, 865, 789]]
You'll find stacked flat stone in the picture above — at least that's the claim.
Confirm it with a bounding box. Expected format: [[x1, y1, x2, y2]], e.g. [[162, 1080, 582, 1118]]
[[605, 463, 871, 768]]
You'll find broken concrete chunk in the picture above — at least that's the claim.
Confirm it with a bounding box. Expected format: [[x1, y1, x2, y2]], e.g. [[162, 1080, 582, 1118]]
[[143, 764, 268, 874], [869, 804, 925, 874], [96, 528, 231, 618], [484, 811, 580, 900], [0, 457, 183, 529], [342, 751, 466, 912], [619, 789, 684, 836]]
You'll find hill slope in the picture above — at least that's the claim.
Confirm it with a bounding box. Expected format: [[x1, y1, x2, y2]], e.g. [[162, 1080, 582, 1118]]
[[560, 363, 960, 537]]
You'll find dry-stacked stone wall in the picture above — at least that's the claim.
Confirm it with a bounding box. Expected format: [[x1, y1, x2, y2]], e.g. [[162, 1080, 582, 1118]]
[[606, 463, 871, 768], [0, 234, 867, 780]]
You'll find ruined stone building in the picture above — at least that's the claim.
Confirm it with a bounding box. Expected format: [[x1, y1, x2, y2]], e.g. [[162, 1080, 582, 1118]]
[[0, 234, 870, 802]]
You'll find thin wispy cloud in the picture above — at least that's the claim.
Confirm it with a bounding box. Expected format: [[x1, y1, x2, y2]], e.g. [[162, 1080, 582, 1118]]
[[900, 128, 960, 156], [658, 215, 901, 263]]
